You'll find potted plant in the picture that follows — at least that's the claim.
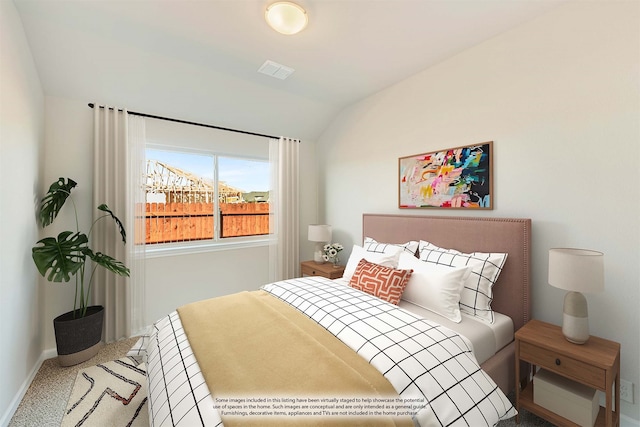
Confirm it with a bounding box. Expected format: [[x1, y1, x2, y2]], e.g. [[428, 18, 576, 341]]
[[32, 177, 130, 366]]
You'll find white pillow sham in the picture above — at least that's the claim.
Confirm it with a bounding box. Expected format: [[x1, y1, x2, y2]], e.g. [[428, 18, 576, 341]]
[[343, 244, 403, 281], [418, 240, 508, 324], [397, 252, 471, 323], [363, 237, 419, 256]]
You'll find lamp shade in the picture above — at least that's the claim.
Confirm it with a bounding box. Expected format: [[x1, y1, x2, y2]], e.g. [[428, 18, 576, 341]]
[[265, 2, 308, 35], [548, 248, 604, 293], [308, 224, 331, 242]]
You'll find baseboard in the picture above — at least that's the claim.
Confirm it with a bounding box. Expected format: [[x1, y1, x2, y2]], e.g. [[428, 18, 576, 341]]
[[622, 413, 640, 427], [599, 391, 640, 427], [42, 347, 58, 360], [0, 348, 55, 427]]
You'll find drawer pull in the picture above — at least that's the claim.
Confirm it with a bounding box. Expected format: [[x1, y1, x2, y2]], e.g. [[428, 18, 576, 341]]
[[312, 270, 316, 274], [555, 358, 561, 366]]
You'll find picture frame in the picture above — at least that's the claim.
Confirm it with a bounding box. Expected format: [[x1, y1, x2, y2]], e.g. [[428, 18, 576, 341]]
[[399, 141, 493, 209]]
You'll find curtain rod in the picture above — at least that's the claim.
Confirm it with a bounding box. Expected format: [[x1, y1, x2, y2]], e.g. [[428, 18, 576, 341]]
[[88, 103, 280, 140]]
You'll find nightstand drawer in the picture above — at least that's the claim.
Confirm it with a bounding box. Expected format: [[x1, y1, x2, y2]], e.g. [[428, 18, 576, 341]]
[[520, 341, 606, 389], [301, 264, 322, 276], [300, 261, 345, 279]]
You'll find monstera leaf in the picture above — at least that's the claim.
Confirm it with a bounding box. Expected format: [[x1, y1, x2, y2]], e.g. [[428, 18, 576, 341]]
[[97, 204, 127, 244], [32, 231, 88, 282], [32, 177, 131, 318], [83, 248, 130, 277], [38, 178, 77, 227]]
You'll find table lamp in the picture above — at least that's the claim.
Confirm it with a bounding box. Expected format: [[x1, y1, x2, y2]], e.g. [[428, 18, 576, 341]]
[[548, 248, 604, 344], [308, 224, 331, 263]]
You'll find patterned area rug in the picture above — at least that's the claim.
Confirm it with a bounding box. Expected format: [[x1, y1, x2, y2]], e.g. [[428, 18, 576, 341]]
[[61, 357, 148, 427]]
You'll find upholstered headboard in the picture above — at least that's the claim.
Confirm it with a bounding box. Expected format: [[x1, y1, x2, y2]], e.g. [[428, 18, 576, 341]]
[[362, 214, 531, 331]]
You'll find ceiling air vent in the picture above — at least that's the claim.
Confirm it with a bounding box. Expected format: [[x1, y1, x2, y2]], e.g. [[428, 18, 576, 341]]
[[258, 60, 295, 80]]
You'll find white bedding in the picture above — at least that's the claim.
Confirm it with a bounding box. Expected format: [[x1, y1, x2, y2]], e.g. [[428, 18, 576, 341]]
[[333, 277, 514, 365], [145, 276, 516, 426], [146, 311, 221, 427], [398, 301, 513, 365]]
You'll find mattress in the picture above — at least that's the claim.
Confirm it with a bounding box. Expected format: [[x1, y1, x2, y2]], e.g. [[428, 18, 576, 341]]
[[398, 302, 513, 364], [334, 277, 514, 365]]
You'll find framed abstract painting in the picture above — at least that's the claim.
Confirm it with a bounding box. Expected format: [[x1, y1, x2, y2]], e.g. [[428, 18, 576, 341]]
[[399, 141, 493, 209]]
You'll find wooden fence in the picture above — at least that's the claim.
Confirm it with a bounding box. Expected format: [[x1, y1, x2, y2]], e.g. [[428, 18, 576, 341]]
[[143, 202, 270, 244]]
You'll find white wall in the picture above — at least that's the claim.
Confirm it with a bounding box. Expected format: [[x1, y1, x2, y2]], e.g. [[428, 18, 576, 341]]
[[318, 1, 639, 423], [0, 1, 45, 424], [145, 247, 270, 323]]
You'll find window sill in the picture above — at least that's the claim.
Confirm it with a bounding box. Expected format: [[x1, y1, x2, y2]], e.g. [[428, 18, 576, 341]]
[[143, 236, 272, 258]]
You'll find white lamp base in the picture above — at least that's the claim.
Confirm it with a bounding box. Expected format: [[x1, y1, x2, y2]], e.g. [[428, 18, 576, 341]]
[[562, 291, 590, 344], [314, 242, 325, 263]]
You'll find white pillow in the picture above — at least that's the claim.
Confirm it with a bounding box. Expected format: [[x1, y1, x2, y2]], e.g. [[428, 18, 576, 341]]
[[363, 237, 419, 256], [398, 252, 471, 323], [418, 240, 508, 323], [343, 244, 403, 281]]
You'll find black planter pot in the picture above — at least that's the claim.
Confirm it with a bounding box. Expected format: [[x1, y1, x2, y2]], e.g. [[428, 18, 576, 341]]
[[53, 305, 104, 366]]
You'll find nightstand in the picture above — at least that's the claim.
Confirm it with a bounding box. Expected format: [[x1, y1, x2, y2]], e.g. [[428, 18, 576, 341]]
[[300, 260, 345, 279], [515, 319, 620, 427]]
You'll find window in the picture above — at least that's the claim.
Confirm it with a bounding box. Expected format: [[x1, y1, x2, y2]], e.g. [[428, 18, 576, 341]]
[[144, 147, 270, 248]]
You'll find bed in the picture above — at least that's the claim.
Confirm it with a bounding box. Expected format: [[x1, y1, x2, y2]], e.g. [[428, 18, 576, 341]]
[[140, 214, 531, 427], [360, 214, 531, 394]]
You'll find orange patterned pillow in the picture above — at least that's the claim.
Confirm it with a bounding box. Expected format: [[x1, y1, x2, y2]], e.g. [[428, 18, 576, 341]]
[[349, 259, 413, 305]]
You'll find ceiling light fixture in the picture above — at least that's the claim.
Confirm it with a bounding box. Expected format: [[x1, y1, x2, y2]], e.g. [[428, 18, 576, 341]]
[[265, 2, 308, 35]]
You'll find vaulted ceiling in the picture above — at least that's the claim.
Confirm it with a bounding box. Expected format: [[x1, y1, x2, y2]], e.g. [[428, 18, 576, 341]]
[[14, 0, 565, 140]]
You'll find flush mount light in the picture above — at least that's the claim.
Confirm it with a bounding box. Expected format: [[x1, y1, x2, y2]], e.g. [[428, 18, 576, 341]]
[[265, 2, 308, 35]]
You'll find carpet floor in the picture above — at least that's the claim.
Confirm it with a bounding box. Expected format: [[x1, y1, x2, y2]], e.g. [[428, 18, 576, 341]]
[[8, 337, 139, 427], [9, 337, 554, 426]]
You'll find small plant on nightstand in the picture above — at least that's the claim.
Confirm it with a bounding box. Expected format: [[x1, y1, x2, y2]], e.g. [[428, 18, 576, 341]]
[[322, 243, 343, 266]]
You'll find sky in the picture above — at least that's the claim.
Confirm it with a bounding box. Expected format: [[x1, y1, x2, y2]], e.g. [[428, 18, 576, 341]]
[[147, 148, 270, 192]]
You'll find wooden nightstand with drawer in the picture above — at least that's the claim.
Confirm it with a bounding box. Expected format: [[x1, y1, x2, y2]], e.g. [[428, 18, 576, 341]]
[[515, 319, 620, 427], [300, 260, 345, 279]]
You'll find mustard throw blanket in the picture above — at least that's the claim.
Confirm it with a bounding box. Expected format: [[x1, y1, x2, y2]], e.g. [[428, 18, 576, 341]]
[[177, 290, 414, 427]]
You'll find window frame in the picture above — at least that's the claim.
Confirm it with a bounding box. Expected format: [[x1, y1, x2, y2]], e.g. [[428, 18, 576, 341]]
[[144, 143, 271, 258]]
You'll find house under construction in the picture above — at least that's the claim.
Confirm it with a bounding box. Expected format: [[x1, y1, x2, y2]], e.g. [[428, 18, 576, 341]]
[[145, 159, 243, 203]]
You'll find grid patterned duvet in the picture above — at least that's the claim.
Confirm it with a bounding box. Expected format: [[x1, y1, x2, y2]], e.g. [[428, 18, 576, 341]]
[[146, 276, 516, 426]]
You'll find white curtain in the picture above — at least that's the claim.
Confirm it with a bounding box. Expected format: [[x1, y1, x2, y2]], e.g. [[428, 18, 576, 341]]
[[269, 137, 300, 281], [92, 106, 146, 342], [127, 115, 146, 336]]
